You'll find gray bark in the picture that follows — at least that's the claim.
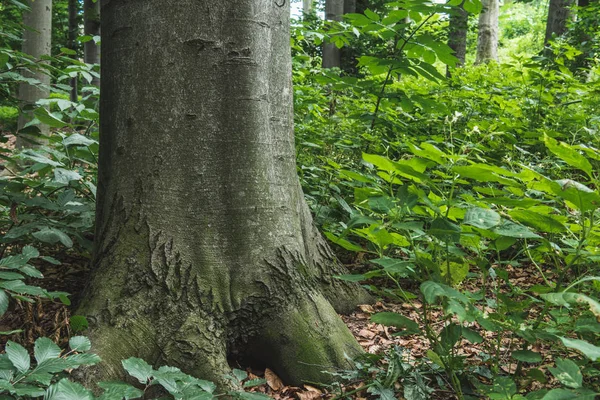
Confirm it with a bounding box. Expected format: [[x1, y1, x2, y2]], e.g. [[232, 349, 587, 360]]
[[68, 0, 78, 102], [303, 0, 313, 14], [544, 0, 574, 44], [84, 0, 100, 87], [16, 0, 52, 147], [79, 0, 370, 388], [447, 3, 468, 73], [475, 0, 499, 64], [344, 0, 356, 14], [323, 0, 344, 68]]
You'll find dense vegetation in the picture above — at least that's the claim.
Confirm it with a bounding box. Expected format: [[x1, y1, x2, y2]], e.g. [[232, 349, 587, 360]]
[[0, 0, 599, 399]]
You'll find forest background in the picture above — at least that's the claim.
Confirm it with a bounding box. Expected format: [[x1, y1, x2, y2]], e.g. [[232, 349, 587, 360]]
[[0, 0, 599, 399]]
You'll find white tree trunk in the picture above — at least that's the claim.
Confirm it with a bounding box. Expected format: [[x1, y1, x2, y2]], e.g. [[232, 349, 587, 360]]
[[475, 0, 499, 64], [17, 0, 52, 147]]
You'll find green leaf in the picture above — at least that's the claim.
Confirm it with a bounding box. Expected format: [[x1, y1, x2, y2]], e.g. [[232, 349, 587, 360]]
[[463, 0, 482, 13], [370, 257, 413, 277], [21, 246, 39, 259], [63, 133, 97, 147], [97, 381, 144, 400], [540, 388, 598, 400], [243, 378, 267, 388], [33, 107, 68, 128], [420, 281, 469, 304], [426, 350, 445, 368], [462, 327, 483, 344], [46, 378, 94, 400], [509, 210, 566, 233], [0, 290, 8, 317], [334, 274, 367, 282], [70, 315, 89, 332], [34, 337, 61, 365], [324, 232, 364, 252], [232, 392, 271, 400], [13, 385, 45, 397], [6, 342, 30, 373], [69, 336, 91, 352], [463, 207, 501, 229], [232, 368, 247, 382], [549, 358, 582, 389], [371, 312, 420, 334], [511, 350, 542, 363], [558, 337, 600, 361], [541, 292, 600, 319], [491, 220, 541, 239], [54, 168, 83, 184], [121, 357, 153, 384], [33, 228, 73, 248], [544, 135, 593, 179]]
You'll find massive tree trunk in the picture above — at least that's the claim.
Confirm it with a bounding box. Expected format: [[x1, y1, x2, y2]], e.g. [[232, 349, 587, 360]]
[[16, 0, 52, 147], [83, 0, 100, 87], [344, 0, 356, 14], [78, 0, 370, 388], [447, 3, 468, 75], [544, 0, 574, 44], [323, 0, 344, 68], [68, 0, 78, 102], [475, 0, 499, 64], [303, 0, 313, 14]]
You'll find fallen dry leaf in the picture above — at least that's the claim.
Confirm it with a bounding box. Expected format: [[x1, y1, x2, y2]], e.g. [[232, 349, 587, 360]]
[[295, 391, 321, 400], [265, 368, 284, 391]]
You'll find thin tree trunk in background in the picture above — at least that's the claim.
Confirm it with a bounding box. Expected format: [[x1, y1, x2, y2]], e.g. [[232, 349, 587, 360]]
[[78, 0, 370, 388], [475, 0, 499, 64], [544, 0, 574, 45], [68, 0, 78, 102], [344, 0, 356, 14], [83, 0, 100, 88], [303, 0, 313, 14], [323, 0, 344, 68], [17, 0, 52, 148], [447, 3, 468, 76]]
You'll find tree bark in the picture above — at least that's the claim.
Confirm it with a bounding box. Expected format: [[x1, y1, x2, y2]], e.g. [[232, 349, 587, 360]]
[[323, 0, 344, 68], [447, 3, 468, 75], [78, 0, 370, 388], [303, 0, 313, 14], [475, 0, 499, 64], [68, 0, 78, 103], [83, 0, 100, 88], [16, 0, 52, 147], [544, 0, 574, 44], [344, 0, 356, 14]]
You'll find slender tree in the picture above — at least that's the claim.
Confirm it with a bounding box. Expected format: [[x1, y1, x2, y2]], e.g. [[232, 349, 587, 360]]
[[323, 0, 344, 68], [475, 0, 499, 64], [344, 0, 356, 13], [83, 0, 100, 87], [78, 0, 369, 388], [303, 0, 313, 14], [544, 0, 574, 45], [68, 0, 78, 102], [447, 3, 468, 75], [17, 0, 52, 147]]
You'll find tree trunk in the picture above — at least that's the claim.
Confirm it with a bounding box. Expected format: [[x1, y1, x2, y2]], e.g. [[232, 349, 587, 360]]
[[544, 0, 574, 44], [303, 0, 313, 14], [83, 0, 100, 88], [475, 0, 499, 64], [68, 0, 78, 103], [323, 0, 344, 68], [344, 0, 356, 14], [16, 0, 52, 147], [78, 0, 370, 388], [447, 3, 468, 76]]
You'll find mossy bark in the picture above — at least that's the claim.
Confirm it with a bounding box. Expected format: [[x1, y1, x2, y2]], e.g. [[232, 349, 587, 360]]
[[79, 0, 371, 389]]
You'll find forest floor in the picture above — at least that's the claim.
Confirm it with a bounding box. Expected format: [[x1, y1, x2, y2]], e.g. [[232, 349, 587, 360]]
[[0, 244, 555, 400]]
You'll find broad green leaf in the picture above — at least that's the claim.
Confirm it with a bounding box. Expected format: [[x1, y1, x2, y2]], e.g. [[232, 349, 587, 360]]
[[370, 257, 413, 277], [426, 350, 445, 368], [492, 220, 541, 239], [428, 218, 461, 243], [63, 133, 97, 147], [324, 232, 364, 252], [21, 245, 39, 259], [46, 378, 94, 400], [6, 341, 30, 373], [13, 385, 45, 397], [420, 281, 468, 304], [32, 228, 73, 248], [0, 290, 8, 317], [509, 210, 566, 233], [544, 135, 593, 179], [549, 358, 582, 389], [232, 392, 271, 400], [371, 312, 420, 334], [463, 207, 501, 229], [54, 168, 83, 184], [540, 388, 598, 400], [69, 336, 91, 352], [34, 337, 61, 365], [541, 292, 600, 319], [511, 350, 542, 363], [122, 357, 153, 384], [97, 381, 144, 400], [559, 337, 600, 361], [33, 107, 68, 128], [243, 378, 267, 388], [462, 327, 483, 344]]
